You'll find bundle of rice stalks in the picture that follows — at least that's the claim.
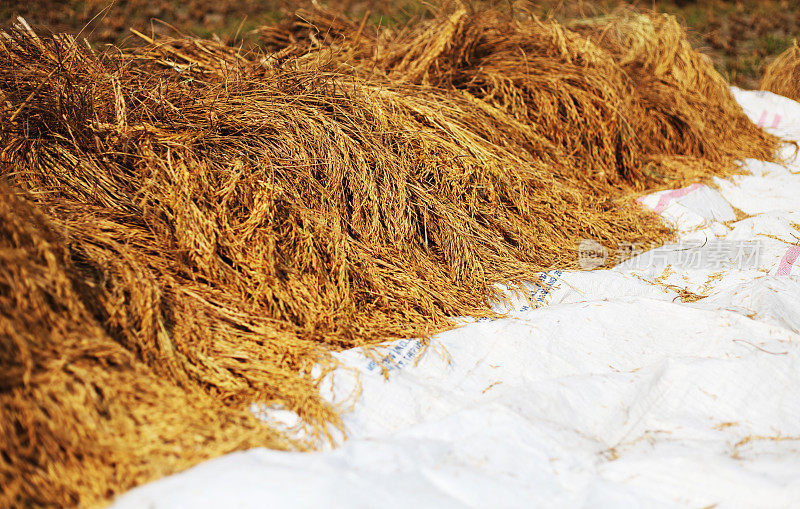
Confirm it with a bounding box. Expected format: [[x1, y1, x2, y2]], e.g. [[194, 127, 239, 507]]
[[0, 183, 296, 507], [262, 7, 778, 188], [761, 40, 800, 101], [0, 7, 779, 505]]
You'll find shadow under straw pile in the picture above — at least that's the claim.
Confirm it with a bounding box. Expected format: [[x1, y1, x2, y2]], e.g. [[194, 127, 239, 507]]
[[0, 8, 779, 507]]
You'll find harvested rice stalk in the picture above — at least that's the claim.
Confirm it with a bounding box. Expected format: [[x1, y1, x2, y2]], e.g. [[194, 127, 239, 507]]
[[262, 7, 778, 188], [0, 184, 296, 508], [761, 40, 800, 101], [574, 13, 777, 179]]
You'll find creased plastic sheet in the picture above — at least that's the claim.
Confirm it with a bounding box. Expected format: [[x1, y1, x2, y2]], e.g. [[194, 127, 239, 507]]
[[112, 89, 800, 508]]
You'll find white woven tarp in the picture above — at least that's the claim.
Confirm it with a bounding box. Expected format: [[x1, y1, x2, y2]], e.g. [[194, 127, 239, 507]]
[[113, 89, 800, 509]]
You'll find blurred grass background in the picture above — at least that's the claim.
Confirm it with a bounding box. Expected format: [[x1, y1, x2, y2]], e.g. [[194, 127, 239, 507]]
[[3, 0, 798, 88]]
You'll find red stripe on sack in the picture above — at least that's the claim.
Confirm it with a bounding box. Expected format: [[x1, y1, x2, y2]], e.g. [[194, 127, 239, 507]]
[[777, 246, 800, 275], [757, 110, 769, 127], [652, 183, 703, 214], [771, 114, 783, 128]]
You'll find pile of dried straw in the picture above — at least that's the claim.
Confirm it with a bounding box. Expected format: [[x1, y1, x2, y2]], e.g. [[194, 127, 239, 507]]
[[262, 7, 775, 185], [0, 7, 778, 506], [762, 40, 800, 101]]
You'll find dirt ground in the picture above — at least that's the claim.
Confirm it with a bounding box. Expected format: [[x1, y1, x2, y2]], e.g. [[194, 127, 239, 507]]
[[3, 0, 799, 88]]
